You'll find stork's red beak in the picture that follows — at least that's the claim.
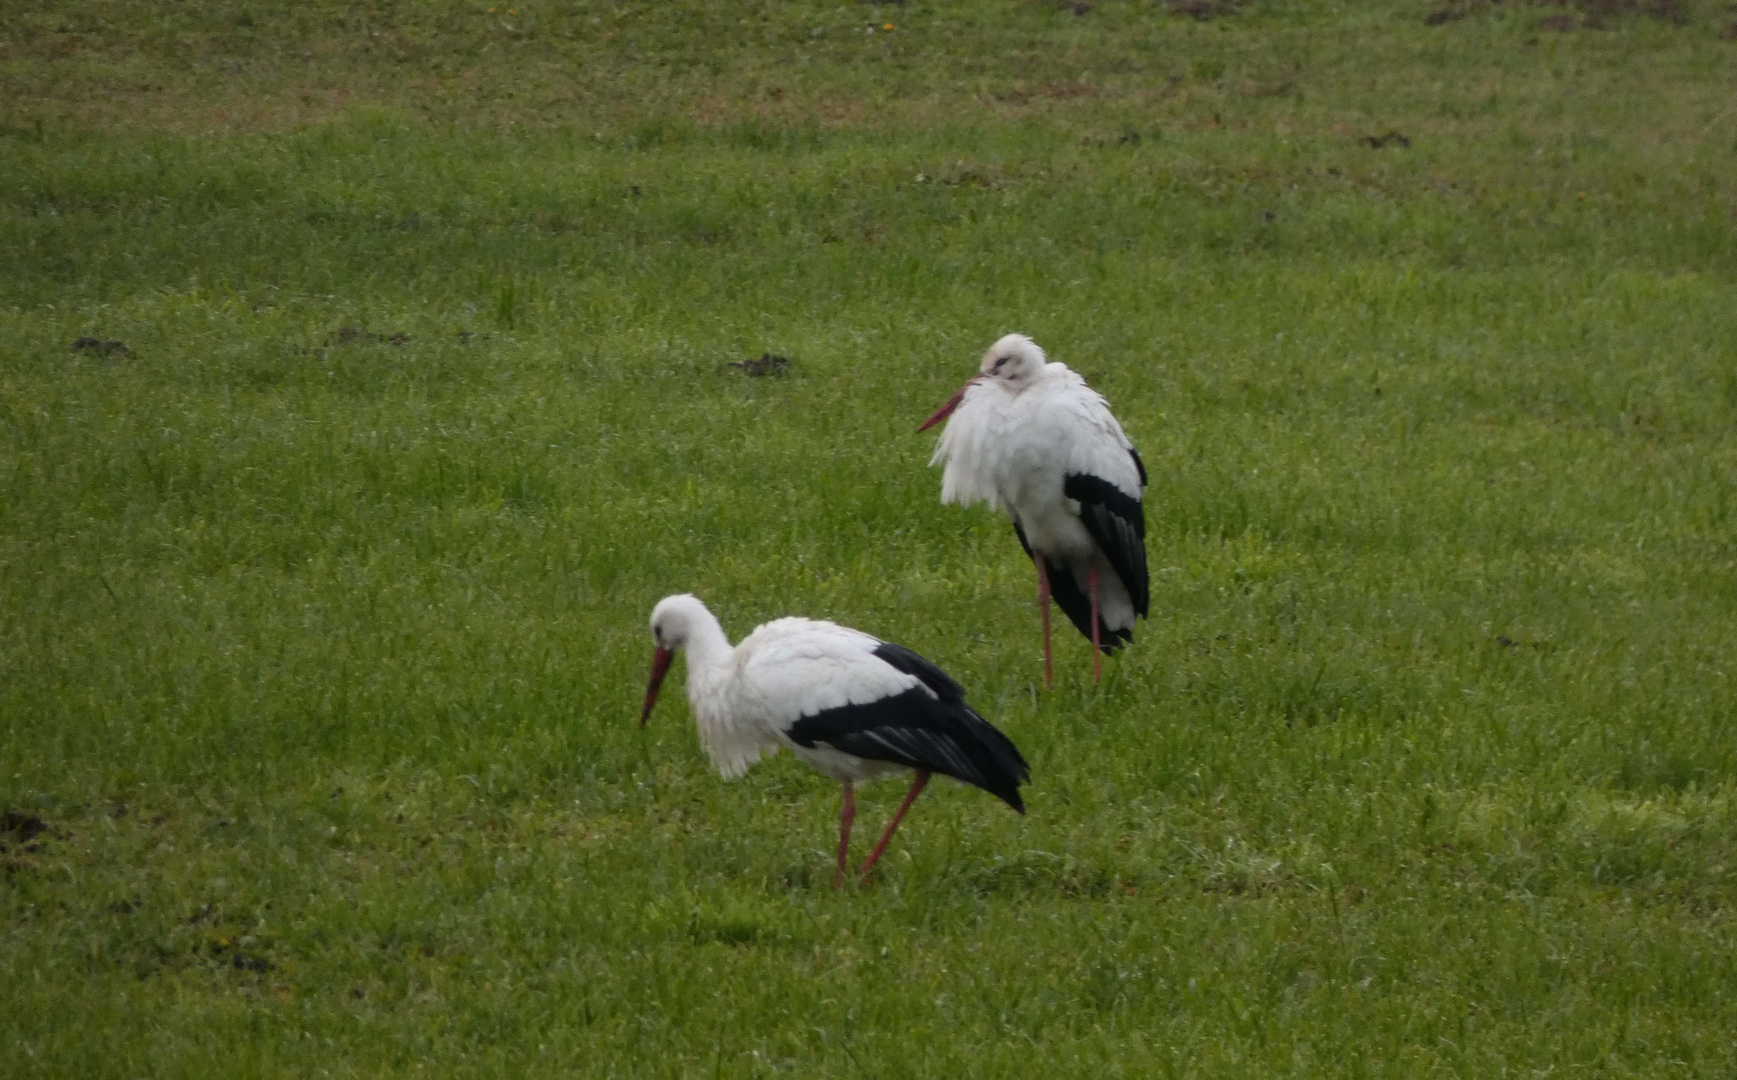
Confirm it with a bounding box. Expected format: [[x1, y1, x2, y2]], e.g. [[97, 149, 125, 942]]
[[641, 646, 673, 727], [918, 379, 978, 432]]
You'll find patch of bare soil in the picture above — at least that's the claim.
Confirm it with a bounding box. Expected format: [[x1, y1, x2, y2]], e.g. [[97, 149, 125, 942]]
[[730, 352, 790, 377]]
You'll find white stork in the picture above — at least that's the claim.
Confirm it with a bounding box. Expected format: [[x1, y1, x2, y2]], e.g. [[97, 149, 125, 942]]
[[919, 333, 1149, 685], [639, 594, 1029, 887]]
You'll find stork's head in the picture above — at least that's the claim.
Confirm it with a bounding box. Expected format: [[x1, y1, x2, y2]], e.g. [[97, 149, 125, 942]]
[[978, 333, 1047, 388], [648, 593, 709, 653], [642, 593, 710, 726], [918, 333, 1048, 432]]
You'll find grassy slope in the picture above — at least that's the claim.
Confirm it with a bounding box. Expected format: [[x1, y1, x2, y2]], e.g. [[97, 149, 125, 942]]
[[3, 1, 1736, 1076]]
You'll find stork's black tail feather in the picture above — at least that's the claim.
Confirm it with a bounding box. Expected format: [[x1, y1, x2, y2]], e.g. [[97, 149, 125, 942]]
[[1013, 522, 1130, 655], [1046, 556, 1132, 655]]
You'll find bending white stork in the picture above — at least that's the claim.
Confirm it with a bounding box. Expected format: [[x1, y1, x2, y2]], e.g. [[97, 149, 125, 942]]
[[640, 594, 1029, 887], [919, 333, 1149, 686]]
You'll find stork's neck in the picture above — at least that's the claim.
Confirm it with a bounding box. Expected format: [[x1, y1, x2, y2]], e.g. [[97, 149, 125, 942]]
[[679, 608, 735, 687]]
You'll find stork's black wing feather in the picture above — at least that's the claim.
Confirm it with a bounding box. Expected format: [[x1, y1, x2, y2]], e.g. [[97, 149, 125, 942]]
[[785, 659, 1029, 812], [1063, 473, 1150, 619], [870, 642, 964, 702], [1014, 520, 1131, 654], [1129, 446, 1149, 488]]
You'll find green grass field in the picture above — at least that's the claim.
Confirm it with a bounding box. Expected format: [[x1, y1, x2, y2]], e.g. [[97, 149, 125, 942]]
[[4, 1, 1736, 1075]]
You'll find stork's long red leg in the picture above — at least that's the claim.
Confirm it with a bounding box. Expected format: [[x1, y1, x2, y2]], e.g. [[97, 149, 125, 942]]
[[1035, 555, 1053, 688], [834, 782, 856, 890], [1089, 562, 1102, 683], [858, 771, 931, 880]]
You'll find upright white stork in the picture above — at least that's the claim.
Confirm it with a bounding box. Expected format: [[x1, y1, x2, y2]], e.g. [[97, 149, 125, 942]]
[[640, 594, 1029, 887], [919, 333, 1149, 685]]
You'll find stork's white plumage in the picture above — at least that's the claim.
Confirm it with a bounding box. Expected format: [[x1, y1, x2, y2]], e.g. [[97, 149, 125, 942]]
[[920, 333, 1149, 685], [640, 594, 1029, 886]]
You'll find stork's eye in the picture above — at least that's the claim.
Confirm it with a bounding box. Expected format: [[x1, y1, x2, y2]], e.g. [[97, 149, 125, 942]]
[[993, 357, 1008, 370]]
